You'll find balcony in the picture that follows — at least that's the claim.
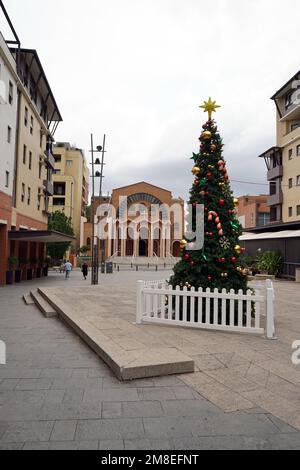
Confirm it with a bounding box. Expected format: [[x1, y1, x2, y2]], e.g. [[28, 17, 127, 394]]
[[44, 151, 56, 170], [267, 165, 283, 181], [43, 180, 54, 196], [268, 191, 283, 206]]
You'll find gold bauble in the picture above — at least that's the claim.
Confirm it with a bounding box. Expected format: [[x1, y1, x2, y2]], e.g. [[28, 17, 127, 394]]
[[180, 240, 188, 249], [201, 131, 212, 141], [233, 198, 239, 207], [235, 245, 242, 254], [192, 167, 201, 176]]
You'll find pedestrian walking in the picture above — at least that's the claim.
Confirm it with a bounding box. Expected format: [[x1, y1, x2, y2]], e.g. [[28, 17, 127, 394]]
[[64, 260, 72, 280], [82, 262, 89, 280]]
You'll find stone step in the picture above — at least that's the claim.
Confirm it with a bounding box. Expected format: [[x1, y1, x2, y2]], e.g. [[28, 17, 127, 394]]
[[23, 293, 35, 305], [38, 288, 195, 382], [30, 290, 57, 318]]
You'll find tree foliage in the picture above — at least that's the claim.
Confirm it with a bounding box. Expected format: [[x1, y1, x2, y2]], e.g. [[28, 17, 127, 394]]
[[47, 211, 74, 261], [170, 118, 248, 293]]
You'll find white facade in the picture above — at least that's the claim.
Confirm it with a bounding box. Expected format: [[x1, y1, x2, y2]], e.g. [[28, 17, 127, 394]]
[[0, 32, 18, 198]]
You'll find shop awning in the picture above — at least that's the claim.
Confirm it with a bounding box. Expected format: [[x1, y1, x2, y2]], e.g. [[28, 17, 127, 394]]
[[240, 230, 300, 241], [8, 230, 75, 243]]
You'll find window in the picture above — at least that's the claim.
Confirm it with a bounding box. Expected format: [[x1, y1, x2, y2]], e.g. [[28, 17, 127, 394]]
[[8, 81, 13, 105], [30, 116, 33, 135], [53, 198, 65, 206], [87, 238, 91, 248], [250, 213, 254, 225], [291, 123, 300, 132], [285, 92, 294, 110], [39, 163, 42, 179], [289, 178, 293, 189], [288, 149, 293, 160], [23, 145, 27, 164], [40, 132, 43, 148], [257, 212, 270, 227], [37, 193, 41, 211], [27, 187, 31, 205], [297, 145, 300, 156], [29, 151, 32, 170], [289, 207, 293, 217], [54, 182, 66, 196], [66, 160, 73, 167], [24, 107, 28, 126], [54, 156, 62, 163], [7, 126, 11, 143], [297, 205, 300, 216], [21, 184, 25, 202], [297, 175, 300, 186], [5, 171, 9, 188], [53, 169, 61, 175]]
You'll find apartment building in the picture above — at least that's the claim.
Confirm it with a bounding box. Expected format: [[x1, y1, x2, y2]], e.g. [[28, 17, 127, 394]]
[[49, 143, 89, 252], [0, 2, 69, 285], [0, 31, 17, 284], [237, 195, 270, 229], [259, 70, 300, 224]]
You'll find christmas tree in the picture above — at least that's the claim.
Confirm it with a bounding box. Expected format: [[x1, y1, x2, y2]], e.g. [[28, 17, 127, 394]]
[[170, 98, 248, 293]]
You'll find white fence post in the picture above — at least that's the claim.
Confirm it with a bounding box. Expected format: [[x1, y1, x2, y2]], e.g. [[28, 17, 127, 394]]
[[266, 281, 276, 340], [136, 281, 144, 325]]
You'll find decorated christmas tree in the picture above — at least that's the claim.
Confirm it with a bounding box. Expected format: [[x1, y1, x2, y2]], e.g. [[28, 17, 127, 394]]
[[170, 98, 248, 293]]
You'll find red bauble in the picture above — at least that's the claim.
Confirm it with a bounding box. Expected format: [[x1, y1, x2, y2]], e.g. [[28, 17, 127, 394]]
[[230, 257, 237, 264], [190, 261, 195, 267], [184, 254, 190, 261], [206, 172, 212, 178], [218, 257, 225, 263], [208, 276, 213, 282], [219, 199, 225, 206], [205, 191, 209, 196], [194, 180, 199, 186]]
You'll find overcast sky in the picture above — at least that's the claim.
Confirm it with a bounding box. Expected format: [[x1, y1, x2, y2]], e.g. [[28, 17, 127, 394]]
[[1, 0, 300, 199]]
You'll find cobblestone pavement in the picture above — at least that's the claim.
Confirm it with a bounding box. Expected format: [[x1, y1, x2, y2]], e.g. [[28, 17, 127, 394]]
[[0, 271, 300, 450]]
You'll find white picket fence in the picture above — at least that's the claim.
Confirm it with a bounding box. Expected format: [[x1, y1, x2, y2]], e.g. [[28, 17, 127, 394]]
[[136, 279, 276, 339]]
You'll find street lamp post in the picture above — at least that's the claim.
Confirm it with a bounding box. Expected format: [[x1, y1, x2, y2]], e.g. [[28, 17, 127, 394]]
[[90, 134, 107, 285]]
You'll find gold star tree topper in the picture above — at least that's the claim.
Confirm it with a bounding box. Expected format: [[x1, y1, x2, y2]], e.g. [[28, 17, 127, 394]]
[[200, 97, 221, 120]]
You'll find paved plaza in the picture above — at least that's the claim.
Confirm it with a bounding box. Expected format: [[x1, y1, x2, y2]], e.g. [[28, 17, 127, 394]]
[[0, 270, 300, 450]]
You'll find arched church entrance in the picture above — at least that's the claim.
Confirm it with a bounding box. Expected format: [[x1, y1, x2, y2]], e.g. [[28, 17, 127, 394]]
[[172, 241, 181, 258], [139, 239, 148, 257]]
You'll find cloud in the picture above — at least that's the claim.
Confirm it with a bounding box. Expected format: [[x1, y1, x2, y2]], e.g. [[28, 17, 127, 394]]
[[2, 0, 300, 200]]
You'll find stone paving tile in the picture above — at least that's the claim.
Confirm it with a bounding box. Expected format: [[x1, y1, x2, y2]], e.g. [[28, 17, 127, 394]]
[[75, 418, 144, 441], [63, 388, 84, 405], [122, 401, 163, 418], [0, 404, 43, 422], [172, 434, 300, 450], [161, 399, 220, 417], [87, 367, 114, 379], [15, 378, 53, 391], [137, 387, 177, 402], [191, 354, 225, 371], [124, 439, 174, 450], [0, 379, 19, 390], [37, 403, 102, 421], [39, 368, 74, 379], [99, 440, 124, 450], [102, 402, 122, 419], [0, 421, 55, 443], [50, 420, 77, 441], [0, 443, 25, 450], [240, 389, 300, 430], [205, 368, 260, 393]]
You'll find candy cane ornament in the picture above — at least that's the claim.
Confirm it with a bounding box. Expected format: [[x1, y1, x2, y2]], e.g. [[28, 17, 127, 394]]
[[208, 211, 224, 236]]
